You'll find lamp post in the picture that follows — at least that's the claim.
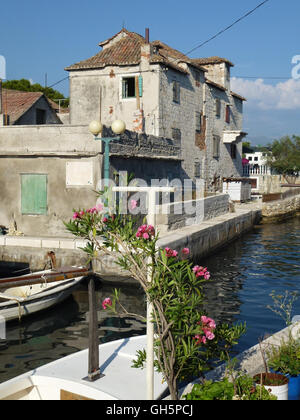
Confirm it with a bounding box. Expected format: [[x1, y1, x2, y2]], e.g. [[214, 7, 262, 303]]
[[89, 120, 126, 187]]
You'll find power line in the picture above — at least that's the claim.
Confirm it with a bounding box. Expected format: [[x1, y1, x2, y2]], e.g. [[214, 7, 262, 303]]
[[185, 0, 271, 56], [48, 76, 69, 89], [46, 1, 271, 89]]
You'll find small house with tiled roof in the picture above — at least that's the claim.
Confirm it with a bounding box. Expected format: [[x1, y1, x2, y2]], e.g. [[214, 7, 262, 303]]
[[66, 28, 247, 188], [0, 89, 62, 126]]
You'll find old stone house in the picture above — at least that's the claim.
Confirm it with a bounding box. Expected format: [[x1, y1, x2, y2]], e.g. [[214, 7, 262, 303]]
[[0, 29, 247, 238], [0, 89, 62, 126], [66, 28, 247, 190]]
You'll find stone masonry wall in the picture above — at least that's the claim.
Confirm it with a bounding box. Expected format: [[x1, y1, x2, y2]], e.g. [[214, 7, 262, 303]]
[[262, 193, 300, 221], [156, 193, 230, 234]]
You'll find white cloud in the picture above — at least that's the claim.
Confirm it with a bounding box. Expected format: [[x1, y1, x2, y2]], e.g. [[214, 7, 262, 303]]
[[231, 77, 300, 110]]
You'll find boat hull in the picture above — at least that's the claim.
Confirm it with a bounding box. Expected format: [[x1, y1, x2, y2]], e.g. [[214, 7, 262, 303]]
[[0, 277, 84, 322], [0, 336, 168, 400]]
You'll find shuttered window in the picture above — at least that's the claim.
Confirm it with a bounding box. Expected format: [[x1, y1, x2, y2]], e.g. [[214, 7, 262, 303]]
[[21, 174, 48, 215], [213, 136, 220, 158], [195, 111, 202, 132], [172, 81, 180, 103], [225, 105, 230, 123], [216, 99, 221, 117]]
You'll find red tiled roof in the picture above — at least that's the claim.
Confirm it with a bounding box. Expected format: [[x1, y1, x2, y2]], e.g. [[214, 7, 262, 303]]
[[191, 56, 234, 67], [65, 29, 207, 74], [231, 91, 247, 102], [1, 89, 43, 123], [66, 29, 143, 71]]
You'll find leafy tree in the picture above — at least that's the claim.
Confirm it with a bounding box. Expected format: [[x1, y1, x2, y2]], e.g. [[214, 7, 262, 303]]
[[266, 136, 300, 176], [3, 78, 69, 108]]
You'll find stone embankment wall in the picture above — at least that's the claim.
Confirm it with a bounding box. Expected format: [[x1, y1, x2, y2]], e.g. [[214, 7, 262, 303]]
[[156, 193, 230, 234], [0, 204, 262, 281], [262, 191, 300, 222]]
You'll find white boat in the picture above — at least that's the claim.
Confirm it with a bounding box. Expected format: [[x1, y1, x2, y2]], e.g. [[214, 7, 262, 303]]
[[0, 267, 88, 322], [0, 335, 168, 400]]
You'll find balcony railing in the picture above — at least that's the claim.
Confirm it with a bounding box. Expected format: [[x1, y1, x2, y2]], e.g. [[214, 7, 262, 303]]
[[243, 164, 272, 176]]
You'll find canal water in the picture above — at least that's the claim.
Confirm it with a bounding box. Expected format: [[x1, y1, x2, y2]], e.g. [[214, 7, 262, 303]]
[[0, 216, 299, 384]]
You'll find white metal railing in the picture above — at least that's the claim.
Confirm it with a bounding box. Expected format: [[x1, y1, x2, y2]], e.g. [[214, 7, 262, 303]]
[[243, 164, 272, 176]]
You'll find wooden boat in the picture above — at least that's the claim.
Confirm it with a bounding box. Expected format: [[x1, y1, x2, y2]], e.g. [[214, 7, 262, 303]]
[[0, 335, 168, 400], [0, 267, 90, 322]]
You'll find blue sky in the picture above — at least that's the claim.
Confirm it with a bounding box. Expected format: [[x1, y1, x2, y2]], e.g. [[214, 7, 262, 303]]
[[1, 0, 300, 145]]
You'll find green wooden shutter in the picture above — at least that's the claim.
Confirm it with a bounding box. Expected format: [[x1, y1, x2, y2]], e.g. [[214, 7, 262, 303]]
[[21, 174, 48, 215], [138, 75, 143, 97]]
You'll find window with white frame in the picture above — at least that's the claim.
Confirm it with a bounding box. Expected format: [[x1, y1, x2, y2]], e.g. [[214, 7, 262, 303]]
[[122, 77, 136, 98]]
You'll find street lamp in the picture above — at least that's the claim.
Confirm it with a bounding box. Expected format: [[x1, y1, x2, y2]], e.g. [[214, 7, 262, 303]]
[[89, 119, 126, 187]]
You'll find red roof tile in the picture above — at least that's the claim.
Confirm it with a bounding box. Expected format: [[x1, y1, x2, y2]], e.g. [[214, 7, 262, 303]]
[[65, 29, 207, 74], [1, 89, 43, 123], [191, 56, 234, 67]]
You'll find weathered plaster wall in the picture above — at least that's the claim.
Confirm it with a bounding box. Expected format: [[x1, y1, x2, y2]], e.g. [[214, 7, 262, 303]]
[[69, 63, 161, 135], [0, 124, 183, 236], [252, 174, 300, 194], [0, 155, 102, 236]]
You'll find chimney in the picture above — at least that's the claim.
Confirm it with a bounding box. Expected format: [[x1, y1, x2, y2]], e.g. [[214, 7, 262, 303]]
[[145, 28, 150, 44]]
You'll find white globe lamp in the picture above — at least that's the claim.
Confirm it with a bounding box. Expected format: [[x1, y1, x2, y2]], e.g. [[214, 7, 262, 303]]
[[111, 120, 126, 135], [89, 120, 103, 136]]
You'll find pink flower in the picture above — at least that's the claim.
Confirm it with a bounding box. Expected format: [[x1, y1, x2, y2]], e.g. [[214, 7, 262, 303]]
[[165, 247, 178, 258], [201, 316, 216, 329], [136, 224, 155, 240], [102, 298, 112, 310], [102, 217, 108, 223], [193, 266, 211, 280], [182, 248, 190, 255], [204, 272, 211, 280], [130, 200, 138, 210], [73, 212, 79, 220], [205, 331, 215, 341]]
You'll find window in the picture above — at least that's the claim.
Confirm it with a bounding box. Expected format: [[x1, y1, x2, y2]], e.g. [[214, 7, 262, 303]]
[[195, 111, 202, 132], [254, 157, 258, 161], [21, 174, 48, 215], [172, 128, 181, 143], [216, 99, 221, 118], [172, 80, 180, 103], [194, 161, 201, 178], [195, 70, 201, 85], [36, 109, 46, 125], [213, 136, 220, 158], [122, 77, 136, 98], [231, 144, 237, 159], [248, 156, 252, 161], [225, 105, 230, 123]]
